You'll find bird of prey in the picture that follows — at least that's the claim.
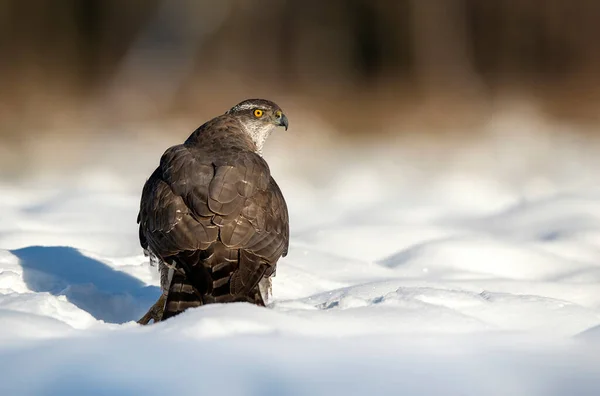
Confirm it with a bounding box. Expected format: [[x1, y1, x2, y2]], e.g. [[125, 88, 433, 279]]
[[136, 99, 289, 323]]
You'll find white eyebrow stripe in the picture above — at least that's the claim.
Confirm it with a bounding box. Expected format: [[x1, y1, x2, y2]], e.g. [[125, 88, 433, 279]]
[[228, 102, 271, 113], [235, 103, 256, 111]]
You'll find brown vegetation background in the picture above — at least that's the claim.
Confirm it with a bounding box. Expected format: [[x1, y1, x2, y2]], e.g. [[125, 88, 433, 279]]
[[1, 0, 600, 177]]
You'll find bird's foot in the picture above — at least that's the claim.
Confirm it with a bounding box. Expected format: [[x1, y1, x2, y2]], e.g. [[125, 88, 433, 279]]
[[137, 294, 166, 325]]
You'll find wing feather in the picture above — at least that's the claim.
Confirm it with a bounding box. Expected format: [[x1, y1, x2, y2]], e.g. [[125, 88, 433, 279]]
[[137, 119, 290, 306]]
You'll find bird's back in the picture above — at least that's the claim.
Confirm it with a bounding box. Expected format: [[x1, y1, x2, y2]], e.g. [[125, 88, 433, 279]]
[[137, 114, 289, 320]]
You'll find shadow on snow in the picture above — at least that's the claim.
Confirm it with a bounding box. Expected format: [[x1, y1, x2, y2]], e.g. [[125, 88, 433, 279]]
[[11, 246, 160, 324]]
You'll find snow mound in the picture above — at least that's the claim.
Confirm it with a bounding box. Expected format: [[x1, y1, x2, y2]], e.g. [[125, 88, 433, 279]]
[[2, 132, 600, 394]]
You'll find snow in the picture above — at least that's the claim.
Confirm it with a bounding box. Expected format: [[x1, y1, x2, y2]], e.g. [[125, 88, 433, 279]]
[[2, 112, 600, 394]]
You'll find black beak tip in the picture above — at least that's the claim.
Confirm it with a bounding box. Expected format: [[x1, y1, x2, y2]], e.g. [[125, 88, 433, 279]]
[[279, 114, 289, 131]]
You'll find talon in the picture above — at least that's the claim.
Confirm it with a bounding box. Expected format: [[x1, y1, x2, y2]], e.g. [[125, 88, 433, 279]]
[[137, 294, 166, 325]]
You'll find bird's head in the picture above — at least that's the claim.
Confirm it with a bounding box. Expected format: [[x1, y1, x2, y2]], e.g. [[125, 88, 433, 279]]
[[226, 98, 289, 131], [226, 98, 289, 155]]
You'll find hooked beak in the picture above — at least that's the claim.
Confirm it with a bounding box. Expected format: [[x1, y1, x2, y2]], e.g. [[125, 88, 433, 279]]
[[277, 113, 289, 131]]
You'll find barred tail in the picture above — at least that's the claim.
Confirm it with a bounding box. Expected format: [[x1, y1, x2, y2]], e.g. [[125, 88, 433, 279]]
[[162, 270, 204, 320], [162, 274, 267, 320], [160, 247, 272, 320]]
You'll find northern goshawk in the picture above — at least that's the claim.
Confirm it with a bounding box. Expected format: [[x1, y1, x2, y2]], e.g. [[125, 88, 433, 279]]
[[137, 99, 289, 323]]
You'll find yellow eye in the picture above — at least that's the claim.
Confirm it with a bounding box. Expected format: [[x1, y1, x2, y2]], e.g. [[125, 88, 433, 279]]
[[254, 109, 264, 118]]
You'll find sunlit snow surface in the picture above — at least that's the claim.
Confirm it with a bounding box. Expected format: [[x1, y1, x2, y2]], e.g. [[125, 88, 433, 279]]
[[2, 123, 600, 395]]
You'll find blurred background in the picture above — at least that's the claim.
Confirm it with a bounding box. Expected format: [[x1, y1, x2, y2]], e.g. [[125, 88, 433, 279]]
[[2, 0, 600, 191]]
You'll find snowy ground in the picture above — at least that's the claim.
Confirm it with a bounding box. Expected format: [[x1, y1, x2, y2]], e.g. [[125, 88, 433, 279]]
[[2, 111, 600, 395]]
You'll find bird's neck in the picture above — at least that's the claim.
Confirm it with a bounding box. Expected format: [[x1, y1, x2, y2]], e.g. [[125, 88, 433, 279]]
[[243, 124, 275, 156], [184, 117, 274, 156]]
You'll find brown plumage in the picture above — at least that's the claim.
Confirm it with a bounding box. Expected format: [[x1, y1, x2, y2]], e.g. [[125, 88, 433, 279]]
[[137, 99, 289, 322]]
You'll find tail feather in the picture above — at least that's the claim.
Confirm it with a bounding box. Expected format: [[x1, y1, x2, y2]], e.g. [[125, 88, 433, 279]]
[[160, 243, 272, 321], [162, 270, 203, 320]]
